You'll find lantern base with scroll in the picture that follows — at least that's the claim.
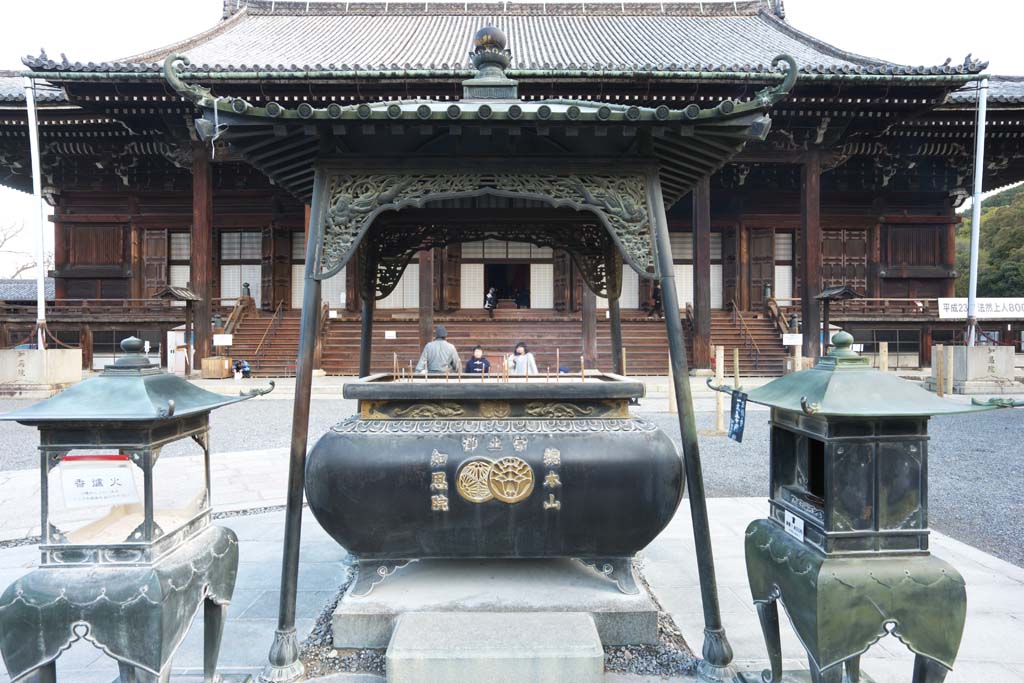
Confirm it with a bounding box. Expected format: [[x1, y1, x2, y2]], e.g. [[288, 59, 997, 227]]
[[0, 337, 271, 682], [715, 331, 1003, 683]]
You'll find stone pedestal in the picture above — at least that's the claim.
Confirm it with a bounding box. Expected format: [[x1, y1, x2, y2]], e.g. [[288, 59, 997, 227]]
[[0, 349, 81, 397], [332, 558, 659, 649], [925, 345, 1018, 394]]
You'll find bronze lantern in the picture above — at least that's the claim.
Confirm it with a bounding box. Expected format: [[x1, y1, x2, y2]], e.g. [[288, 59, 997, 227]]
[[729, 330, 999, 683], [0, 337, 270, 683]]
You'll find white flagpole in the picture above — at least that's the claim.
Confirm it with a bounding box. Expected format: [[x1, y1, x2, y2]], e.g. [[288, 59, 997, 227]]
[[23, 77, 47, 350], [966, 77, 988, 347]]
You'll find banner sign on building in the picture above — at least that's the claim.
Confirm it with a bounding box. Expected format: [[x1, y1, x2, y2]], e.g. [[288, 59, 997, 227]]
[[938, 298, 1024, 320]]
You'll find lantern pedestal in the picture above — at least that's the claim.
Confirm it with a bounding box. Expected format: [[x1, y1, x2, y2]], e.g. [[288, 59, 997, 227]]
[[0, 524, 239, 682], [741, 520, 966, 683]]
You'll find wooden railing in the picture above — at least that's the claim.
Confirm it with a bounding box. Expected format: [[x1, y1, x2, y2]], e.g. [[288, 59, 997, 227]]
[[730, 299, 761, 370], [224, 296, 255, 334], [0, 299, 177, 316], [774, 297, 940, 319], [765, 297, 790, 335], [253, 301, 285, 366]]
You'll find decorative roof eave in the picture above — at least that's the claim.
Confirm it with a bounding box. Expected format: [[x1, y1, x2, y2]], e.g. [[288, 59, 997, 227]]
[[164, 52, 797, 126], [23, 65, 987, 86]]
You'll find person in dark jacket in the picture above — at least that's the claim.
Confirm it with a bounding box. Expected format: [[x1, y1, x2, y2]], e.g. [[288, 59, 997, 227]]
[[484, 287, 498, 319], [646, 284, 664, 319], [464, 346, 491, 374]]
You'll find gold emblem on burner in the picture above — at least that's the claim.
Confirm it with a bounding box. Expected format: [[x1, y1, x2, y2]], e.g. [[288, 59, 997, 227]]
[[456, 459, 495, 503], [487, 457, 535, 504]]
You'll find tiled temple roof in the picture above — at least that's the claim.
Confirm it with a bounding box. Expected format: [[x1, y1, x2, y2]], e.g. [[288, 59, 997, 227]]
[[22, 1, 986, 78], [948, 76, 1024, 105], [0, 72, 65, 103]]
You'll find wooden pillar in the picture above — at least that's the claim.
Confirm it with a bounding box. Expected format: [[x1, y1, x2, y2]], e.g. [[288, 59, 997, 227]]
[[581, 286, 597, 369], [944, 220, 957, 297], [692, 176, 712, 369], [418, 250, 434, 349], [921, 325, 933, 367], [81, 325, 93, 370], [801, 152, 822, 359], [737, 223, 749, 310], [191, 143, 214, 367]]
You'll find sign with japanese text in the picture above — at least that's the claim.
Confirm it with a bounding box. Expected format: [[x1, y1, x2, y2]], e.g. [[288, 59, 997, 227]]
[[728, 391, 747, 443], [782, 333, 803, 346], [784, 510, 805, 542], [60, 455, 139, 509], [938, 298, 1024, 320]]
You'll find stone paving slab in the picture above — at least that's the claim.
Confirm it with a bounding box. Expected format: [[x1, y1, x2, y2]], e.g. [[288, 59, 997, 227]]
[[386, 612, 604, 683], [648, 497, 1024, 683]]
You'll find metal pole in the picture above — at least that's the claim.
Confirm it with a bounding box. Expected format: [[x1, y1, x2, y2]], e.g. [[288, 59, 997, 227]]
[[360, 292, 376, 378], [23, 78, 47, 350], [967, 77, 989, 347], [647, 172, 733, 681], [261, 170, 327, 683], [609, 295, 624, 375]]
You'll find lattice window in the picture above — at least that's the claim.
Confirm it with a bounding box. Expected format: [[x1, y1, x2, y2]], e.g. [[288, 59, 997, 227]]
[[460, 263, 484, 308], [530, 263, 554, 308]]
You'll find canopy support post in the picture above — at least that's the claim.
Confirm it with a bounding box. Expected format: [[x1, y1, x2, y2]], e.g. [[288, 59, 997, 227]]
[[647, 171, 734, 682], [359, 259, 377, 378], [261, 171, 327, 683], [581, 286, 597, 369], [609, 296, 623, 375]]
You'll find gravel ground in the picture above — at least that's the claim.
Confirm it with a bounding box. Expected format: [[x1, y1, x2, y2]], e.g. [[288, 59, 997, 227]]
[[645, 407, 1024, 567], [298, 560, 697, 679]]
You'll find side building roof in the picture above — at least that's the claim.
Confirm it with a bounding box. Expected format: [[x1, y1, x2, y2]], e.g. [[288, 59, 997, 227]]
[[948, 76, 1024, 105], [22, 1, 985, 79]]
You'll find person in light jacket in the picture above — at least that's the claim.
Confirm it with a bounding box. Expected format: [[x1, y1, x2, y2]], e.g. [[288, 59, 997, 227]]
[[508, 342, 538, 375], [415, 325, 461, 374]]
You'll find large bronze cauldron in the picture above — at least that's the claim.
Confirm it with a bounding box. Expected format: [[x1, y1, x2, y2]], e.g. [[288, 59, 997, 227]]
[[306, 373, 683, 593]]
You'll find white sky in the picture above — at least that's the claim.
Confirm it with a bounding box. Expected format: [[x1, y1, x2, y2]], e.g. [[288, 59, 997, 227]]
[[1, 0, 1021, 275]]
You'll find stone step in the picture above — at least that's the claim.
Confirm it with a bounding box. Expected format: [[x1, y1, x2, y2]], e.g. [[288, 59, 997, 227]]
[[385, 611, 604, 683]]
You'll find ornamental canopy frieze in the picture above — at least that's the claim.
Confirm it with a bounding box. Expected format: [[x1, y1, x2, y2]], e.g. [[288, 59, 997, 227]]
[[314, 168, 655, 280]]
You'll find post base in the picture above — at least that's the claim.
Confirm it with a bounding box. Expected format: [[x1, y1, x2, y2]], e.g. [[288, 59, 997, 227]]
[[698, 628, 736, 683], [259, 628, 304, 683]]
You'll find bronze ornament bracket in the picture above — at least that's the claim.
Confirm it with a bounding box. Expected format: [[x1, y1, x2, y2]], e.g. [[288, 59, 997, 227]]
[[313, 169, 659, 284]]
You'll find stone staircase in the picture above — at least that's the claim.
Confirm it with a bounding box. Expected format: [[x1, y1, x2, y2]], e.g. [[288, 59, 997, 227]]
[[226, 308, 786, 377]]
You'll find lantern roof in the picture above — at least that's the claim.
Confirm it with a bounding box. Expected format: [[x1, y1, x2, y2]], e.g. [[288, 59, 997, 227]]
[[0, 337, 270, 425], [745, 331, 992, 418]]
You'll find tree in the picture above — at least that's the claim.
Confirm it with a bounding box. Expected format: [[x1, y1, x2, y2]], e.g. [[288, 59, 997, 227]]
[[954, 183, 1024, 297], [0, 220, 54, 279]]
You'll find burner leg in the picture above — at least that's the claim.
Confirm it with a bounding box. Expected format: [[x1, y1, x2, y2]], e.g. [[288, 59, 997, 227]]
[[576, 557, 640, 594], [349, 559, 417, 597]]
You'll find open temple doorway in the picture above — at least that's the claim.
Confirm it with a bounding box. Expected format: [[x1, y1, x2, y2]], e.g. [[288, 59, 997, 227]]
[[485, 263, 531, 309]]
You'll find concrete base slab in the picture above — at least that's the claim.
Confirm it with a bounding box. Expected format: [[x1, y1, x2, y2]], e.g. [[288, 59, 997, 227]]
[[385, 611, 604, 683], [332, 558, 659, 648], [736, 670, 876, 682], [923, 377, 1022, 394]]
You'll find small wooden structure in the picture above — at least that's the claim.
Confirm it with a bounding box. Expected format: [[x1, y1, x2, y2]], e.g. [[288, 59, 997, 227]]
[[155, 286, 200, 374]]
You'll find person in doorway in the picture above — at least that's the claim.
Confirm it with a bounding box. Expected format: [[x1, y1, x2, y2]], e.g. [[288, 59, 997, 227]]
[[484, 286, 498, 319], [646, 284, 664, 319], [508, 342, 539, 375], [464, 346, 491, 374], [415, 325, 461, 374]]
